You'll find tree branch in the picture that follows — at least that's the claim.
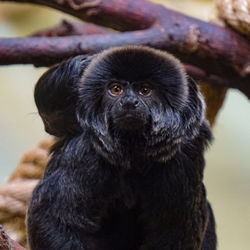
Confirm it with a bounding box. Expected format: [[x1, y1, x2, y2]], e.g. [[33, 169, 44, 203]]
[[31, 20, 113, 37], [0, 225, 25, 250], [0, 0, 157, 31], [0, 29, 163, 65], [29, 21, 229, 89], [0, 0, 250, 97]]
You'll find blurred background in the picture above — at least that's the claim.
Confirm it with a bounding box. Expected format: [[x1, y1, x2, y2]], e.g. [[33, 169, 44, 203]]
[[0, 0, 249, 249]]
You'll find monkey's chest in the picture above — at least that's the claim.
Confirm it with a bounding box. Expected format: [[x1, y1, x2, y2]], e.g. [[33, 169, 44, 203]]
[[114, 165, 162, 209]]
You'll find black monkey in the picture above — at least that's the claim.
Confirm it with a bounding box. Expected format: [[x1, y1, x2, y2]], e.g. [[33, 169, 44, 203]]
[[27, 46, 217, 250]]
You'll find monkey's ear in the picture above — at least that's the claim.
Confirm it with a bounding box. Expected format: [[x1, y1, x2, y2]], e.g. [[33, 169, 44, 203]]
[[180, 76, 207, 140], [35, 55, 93, 137]]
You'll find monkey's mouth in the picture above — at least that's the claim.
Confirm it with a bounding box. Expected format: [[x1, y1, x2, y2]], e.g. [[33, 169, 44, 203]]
[[113, 113, 147, 131]]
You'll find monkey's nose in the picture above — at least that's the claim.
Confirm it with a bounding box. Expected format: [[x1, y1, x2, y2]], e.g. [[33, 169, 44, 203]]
[[120, 99, 139, 110]]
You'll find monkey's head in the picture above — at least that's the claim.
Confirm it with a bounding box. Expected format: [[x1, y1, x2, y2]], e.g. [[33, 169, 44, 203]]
[[35, 46, 207, 164], [79, 47, 188, 133]]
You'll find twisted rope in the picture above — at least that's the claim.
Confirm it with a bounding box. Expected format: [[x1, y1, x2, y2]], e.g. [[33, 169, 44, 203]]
[[0, 137, 54, 247], [215, 0, 250, 37]]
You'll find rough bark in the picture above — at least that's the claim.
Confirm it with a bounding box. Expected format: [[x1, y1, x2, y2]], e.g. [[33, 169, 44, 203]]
[[31, 20, 112, 37], [0, 225, 25, 250], [0, 0, 156, 31], [0, 0, 250, 98]]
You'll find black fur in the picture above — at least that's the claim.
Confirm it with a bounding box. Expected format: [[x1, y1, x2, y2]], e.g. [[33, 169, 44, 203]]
[[27, 46, 217, 250]]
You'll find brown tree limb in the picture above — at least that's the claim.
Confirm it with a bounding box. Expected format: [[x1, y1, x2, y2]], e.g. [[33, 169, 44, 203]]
[[0, 0, 250, 97], [29, 20, 230, 88], [31, 20, 113, 37], [0, 225, 25, 250], [28, 21, 231, 87], [1, 27, 249, 97], [0, 0, 157, 31], [0, 29, 163, 65]]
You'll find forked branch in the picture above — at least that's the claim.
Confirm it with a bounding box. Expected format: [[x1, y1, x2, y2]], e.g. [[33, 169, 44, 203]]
[[0, 0, 250, 97]]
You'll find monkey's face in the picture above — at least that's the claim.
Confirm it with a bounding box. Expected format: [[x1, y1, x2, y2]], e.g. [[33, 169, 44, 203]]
[[102, 81, 154, 132], [79, 46, 188, 136]]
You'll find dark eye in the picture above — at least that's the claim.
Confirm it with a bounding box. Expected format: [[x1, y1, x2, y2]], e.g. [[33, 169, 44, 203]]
[[108, 83, 123, 96], [139, 86, 152, 96]]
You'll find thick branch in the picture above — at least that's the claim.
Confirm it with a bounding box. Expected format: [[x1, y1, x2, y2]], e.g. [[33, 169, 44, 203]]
[[0, 0, 157, 31], [1, 27, 250, 97], [0, 0, 250, 97], [0, 29, 163, 65], [29, 21, 230, 88], [31, 20, 113, 37]]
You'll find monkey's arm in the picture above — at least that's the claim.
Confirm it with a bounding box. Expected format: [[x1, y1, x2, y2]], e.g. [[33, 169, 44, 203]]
[[139, 171, 208, 250], [34, 55, 93, 136], [27, 137, 116, 250], [140, 124, 215, 250]]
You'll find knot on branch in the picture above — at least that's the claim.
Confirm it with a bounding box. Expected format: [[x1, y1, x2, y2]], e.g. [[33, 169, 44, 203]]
[[241, 62, 250, 76], [56, 0, 101, 10], [184, 24, 200, 52]]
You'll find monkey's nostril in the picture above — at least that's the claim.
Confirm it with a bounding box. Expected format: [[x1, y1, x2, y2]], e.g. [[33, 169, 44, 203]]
[[122, 100, 138, 109]]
